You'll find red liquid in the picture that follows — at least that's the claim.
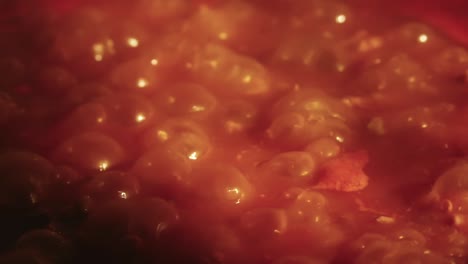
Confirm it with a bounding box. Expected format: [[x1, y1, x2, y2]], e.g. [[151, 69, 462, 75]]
[[0, 0, 468, 263]]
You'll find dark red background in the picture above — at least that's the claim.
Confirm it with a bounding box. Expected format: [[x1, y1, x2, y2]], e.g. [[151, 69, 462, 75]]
[[1, 0, 467, 46], [353, 0, 468, 46]]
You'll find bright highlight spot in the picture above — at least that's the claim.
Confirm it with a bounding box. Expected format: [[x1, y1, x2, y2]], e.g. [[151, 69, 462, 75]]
[[135, 113, 146, 123], [94, 54, 103, 62], [418, 34, 428, 43], [228, 188, 240, 195], [335, 14, 347, 24], [93, 43, 104, 53], [188, 151, 199, 160], [92, 40, 114, 62], [227, 188, 242, 204], [151, 59, 159, 66], [191, 105, 206, 112], [98, 161, 109, 171], [335, 135, 344, 143], [137, 78, 149, 88], [127, 37, 139, 48], [93, 43, 104, 61], [118, 191, 128, 199]]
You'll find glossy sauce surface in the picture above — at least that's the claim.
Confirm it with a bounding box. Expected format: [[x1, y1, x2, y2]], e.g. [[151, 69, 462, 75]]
[[1, 0, 468, 263]]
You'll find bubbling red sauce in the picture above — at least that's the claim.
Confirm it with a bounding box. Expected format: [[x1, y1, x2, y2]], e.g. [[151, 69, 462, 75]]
[[0, 0, 468, 263]]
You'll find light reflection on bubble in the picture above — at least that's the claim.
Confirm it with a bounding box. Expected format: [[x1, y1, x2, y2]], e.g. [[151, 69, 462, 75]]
[[191, 105, 205, 112], [335, 135, 344, 143], [127, 37, 139, 48], [94, 54, 103, 62], [335, 14, 346, 24], [188, 151, 199, 160], [227, 187, 242, 204], [92, 40, 115, 62], [135, 113, 146, 123], [118, 191, 128, 199], [98, 160, 109, 171], [137, 78, 149, 88], [151, 59, 159, 66], [418, 34, 428, 43]]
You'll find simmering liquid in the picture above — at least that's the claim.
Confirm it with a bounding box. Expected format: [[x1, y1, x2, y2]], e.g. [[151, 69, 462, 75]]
[[0, 0, 468, 263]]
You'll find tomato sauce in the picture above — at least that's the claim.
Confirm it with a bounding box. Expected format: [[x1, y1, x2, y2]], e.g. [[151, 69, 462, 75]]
[[0, 0, 468, 263]]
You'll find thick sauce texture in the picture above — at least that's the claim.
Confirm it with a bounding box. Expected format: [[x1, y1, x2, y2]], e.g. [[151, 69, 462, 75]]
[[0, 0, 468, 263]]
